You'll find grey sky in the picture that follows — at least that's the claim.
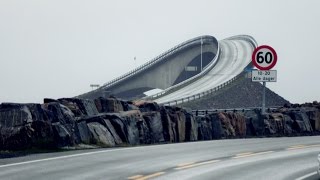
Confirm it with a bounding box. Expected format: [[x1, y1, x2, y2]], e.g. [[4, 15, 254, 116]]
[[0, 0, 319, 103]]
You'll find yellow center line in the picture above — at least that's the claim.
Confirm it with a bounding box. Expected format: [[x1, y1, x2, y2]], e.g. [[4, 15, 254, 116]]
[[234, 152, 254, 157], [306, 144, 320, 148], [127, 175, 143, 180], [287, 144, 320, 150], [287, 145, 306, 150], [232, 151, 274, 159], [135, 172, 165, 180], [175, 160, 220, 170], [177, 162, 195, 167]]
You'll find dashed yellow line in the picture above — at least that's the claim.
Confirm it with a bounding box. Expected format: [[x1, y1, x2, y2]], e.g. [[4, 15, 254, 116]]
[[232, 151, 274, 159], [307, 144, 320, 148], [234, 152, 254, 157], [287, 144, 320, 150], [175, 160, 220, 170], [127, 175, 143, 180], [287, 145, 306, 150], [129, 144, 320, 180], [177, 162, 195, 167], [135, 172, 165, 180]]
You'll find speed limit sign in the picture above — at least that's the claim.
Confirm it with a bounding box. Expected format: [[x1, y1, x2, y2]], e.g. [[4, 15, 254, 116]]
[[252, 45, 277, 70]]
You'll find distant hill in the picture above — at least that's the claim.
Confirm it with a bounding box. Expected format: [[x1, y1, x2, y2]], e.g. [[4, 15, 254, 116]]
[[181, 76, 290, 110]]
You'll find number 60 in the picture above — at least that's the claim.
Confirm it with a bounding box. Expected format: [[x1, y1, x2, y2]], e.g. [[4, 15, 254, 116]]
[[257, 51, 273, 64]]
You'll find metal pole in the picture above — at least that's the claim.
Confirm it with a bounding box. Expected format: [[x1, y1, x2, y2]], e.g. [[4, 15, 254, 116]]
[[201, 37, 203, 72], [262, 82, 266, 114]]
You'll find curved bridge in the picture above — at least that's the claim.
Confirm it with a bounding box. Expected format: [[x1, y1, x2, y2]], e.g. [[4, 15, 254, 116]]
[[79, 35, 257, 105]]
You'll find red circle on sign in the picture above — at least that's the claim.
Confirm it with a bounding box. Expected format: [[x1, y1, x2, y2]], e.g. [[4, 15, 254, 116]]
[[252, 45, 277, 70]]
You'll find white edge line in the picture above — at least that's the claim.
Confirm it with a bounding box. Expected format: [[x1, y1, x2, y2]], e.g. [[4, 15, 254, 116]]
[[0, 146, 143, 168], [295, 171, 317, 180]]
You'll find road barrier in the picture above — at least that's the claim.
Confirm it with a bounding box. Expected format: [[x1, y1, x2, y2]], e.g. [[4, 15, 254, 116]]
[[192, 106, 281, 116]]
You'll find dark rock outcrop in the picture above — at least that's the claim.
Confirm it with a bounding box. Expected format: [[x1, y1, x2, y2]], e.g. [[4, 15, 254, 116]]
[[1, 97, 319, 151], [142, 111, 164, 143], [0, 102, 78, 150], [58, 98, 99, 117], [94, 97, 124, 113]]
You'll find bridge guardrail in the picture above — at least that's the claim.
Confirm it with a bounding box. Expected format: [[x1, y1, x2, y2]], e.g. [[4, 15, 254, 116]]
[[192, 106, 282, 116], [144, 38, 220, 100], [80, 35, 217, 98], [158, 35, 258, 106], [160, 74, 241, 106]]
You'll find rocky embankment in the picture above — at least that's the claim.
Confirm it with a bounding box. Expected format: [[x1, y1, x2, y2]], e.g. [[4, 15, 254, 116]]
[[182, 77, 290, 109], [0, 98, 319, 150]]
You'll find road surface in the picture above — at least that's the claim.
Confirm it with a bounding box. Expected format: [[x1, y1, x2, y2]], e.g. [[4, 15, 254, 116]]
[[154, 39, 254, 104], [0, 136, 319, 180]]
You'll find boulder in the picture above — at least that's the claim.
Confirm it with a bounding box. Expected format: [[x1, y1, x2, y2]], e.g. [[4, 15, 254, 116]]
[[142, 111, 165, 143], [166, 107, 186, 142], [31, 120, 55, 148], [87, 122, 115, 147], [159, 106, 174, 142], [0, 104, 45, 150], [0, 104, 33, 128], [78, 115, 123, 145], [134, 100, 160, 112], [197, 116, 213, 140], [76, 121, 91, 144], [118, 111, 141, 145], [283, 114, 294, 134], [304, 108, 320, 131], [43, 102, 79, 145], [208, 113, 230, 139], [0, 102, 80, 150], [267, 113, 285, 135], [0, 125, 34, 150], [106, 114, 129, 143], [219, 112, 236, 137], [228, 112, 246, 137], [136, 118, 152, 144], [103, 119, 123, 145], [58, 98, 99, 117], [244, 109, 264, 136], [185, 111, 198, 141], [121, 101, 139, 111], [288, 110, 313, 133], [94, 97, 124, 113], [52, 122, 73, 147]]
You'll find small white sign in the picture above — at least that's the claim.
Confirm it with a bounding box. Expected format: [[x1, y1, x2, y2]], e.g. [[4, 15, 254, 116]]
[[185, 66, 198, 72], [252, 70, 277, 82]]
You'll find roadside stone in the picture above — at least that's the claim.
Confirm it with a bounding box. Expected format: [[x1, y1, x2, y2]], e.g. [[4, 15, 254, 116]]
[[159, 106, 174, 142], [142, 111, 165, 143], [87, 122, 115, 147], [58, 98, 99, 117], [94, 97, 124, 113], [185, 111, 198, 141]]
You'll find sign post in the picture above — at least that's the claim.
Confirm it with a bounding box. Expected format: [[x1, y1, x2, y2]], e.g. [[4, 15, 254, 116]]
[[251, 45, 278, 114]]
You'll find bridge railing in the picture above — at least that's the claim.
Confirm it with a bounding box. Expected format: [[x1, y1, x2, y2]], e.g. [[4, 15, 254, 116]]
[[145, 38, 220, 100], [192, 106, 281, 116], [160, 74, 241, 106], [158, 35, 258, 106], [79, 35, 217, 98]]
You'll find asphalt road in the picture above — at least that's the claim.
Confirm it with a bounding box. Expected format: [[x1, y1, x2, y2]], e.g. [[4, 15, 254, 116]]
[[155, 38, 254, 104], [1, 136, 320, 180]]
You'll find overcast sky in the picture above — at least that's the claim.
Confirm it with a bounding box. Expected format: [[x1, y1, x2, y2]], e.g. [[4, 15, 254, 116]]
[[0, 0, 319, 104]]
